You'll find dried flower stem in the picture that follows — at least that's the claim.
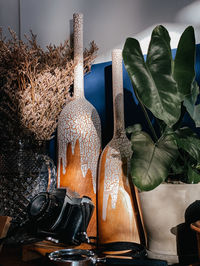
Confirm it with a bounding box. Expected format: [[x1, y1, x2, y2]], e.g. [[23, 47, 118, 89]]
[[0, 28, 98, 140]]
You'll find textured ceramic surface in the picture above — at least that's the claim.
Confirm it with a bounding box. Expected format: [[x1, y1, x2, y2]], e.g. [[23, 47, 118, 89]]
[[57, 97, 101, 193], [57, 13, 101, 237], [97, 49, 141, 244]]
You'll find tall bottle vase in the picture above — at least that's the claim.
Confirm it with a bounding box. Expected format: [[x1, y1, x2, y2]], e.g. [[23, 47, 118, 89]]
[[97, 49, 145, 245], [57, 13, 101, 239]]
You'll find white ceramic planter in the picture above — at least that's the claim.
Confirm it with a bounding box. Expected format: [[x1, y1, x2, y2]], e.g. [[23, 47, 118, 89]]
[[139, 183, 200, 264]]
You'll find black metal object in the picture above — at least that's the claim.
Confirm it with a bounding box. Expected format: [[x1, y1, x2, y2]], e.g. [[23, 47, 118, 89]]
[[27, 188, 94, 245], [48, 244, 168, 265]]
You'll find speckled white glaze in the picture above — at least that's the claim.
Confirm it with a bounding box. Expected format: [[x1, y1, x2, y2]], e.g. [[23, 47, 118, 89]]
[[57, 13, 101, 193], [102, 49, 132, 220]]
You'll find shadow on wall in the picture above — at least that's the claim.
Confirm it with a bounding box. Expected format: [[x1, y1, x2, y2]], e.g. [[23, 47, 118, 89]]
[[103, 64, 156, 148]]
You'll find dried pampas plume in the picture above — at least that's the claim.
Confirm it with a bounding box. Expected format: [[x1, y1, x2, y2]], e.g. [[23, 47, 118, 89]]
[[0, 28, 98, 140]]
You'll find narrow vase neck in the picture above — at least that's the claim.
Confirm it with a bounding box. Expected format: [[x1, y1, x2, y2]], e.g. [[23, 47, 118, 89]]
[[112, 49, 125, 137], [73, 13, 84, 99]]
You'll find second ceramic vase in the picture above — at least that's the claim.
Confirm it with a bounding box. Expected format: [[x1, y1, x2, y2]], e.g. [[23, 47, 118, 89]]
[[97, 49, 144, 244]]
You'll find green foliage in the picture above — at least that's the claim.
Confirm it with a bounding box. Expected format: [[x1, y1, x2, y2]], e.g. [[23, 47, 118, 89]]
[[188, 165, 200, 184], [184, 81, 200, 127], [123, 27, 181, 128], [123, 25, 200, 191], [128, 125, 178, 191]]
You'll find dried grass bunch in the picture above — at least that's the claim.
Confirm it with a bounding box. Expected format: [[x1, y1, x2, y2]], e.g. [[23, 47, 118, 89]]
[[0, 28, 98, 140]]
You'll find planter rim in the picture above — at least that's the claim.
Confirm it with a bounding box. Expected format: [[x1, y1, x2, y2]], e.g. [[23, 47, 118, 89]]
[[143, 182, 200, 189], [159, 182, 200, 187], [139, 182, 200, 193]]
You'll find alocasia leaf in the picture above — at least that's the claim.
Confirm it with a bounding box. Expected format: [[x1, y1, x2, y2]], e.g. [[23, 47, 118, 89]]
[[130, 128, 178, 191], [123, 26, 181, 128], [184, 81, 200, 127], [173, 26, 196, 100], [174, 127, 200, 161], [123, 25, 196, 128], [188, 165, 200, 184]]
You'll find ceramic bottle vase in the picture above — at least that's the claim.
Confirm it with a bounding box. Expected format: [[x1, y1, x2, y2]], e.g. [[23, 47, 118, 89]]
[[57, 13, 101, 238], [97, 49, 145, 245]]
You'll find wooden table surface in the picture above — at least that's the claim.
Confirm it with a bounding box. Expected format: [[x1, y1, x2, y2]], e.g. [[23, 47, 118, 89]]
[[0, 246, 47, 266], [0, 240, 200, 266], [0, 241, 95, 266]]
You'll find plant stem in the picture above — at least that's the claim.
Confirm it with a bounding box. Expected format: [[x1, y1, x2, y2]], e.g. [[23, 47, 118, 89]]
[[134, 85, 158, 141]]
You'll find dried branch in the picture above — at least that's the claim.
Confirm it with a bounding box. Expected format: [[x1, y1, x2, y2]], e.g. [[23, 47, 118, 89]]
[[0, 28, 98, 140]]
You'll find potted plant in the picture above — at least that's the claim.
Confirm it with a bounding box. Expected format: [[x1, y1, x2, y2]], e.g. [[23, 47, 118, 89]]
[[122, 25, 200, 264]]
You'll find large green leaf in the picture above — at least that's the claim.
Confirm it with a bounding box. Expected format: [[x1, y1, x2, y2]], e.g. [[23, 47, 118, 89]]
[[184, 81, 200, 127], [174, 127, 200, 161], [188, 165, 200, 184], [130, 129, 178, 191], [123, 25, 196, 128], [173, 26, 196, 100], [123, 25, 181, 127]]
